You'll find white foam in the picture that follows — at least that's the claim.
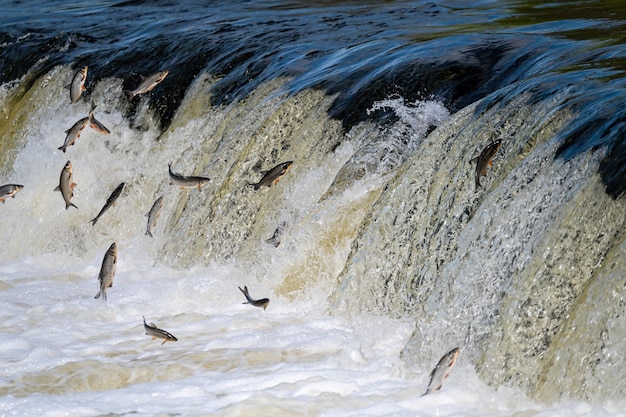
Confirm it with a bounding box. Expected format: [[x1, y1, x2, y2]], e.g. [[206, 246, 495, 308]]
[[2, 256, 625, 416]]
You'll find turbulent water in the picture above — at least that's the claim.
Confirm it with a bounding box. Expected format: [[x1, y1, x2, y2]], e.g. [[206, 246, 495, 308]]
[[1, 1, 626, 416]]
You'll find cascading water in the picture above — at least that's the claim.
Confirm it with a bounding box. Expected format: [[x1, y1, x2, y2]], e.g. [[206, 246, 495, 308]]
[[330, 84, 626, 400], [1, 1, 626, 415]]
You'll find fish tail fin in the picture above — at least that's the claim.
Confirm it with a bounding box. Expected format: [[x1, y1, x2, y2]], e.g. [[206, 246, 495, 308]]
[[90, 218, 97, 226], [66, 202, 78, 210], [239, 286, 254, 303], [146, 230, 153, 238], [58, 145, 66, 153], [95, 291, 101, 299]]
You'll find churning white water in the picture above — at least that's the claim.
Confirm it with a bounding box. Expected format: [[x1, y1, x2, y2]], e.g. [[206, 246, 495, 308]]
[[0, 66, 625, 417], [1, 253, 625, 416]]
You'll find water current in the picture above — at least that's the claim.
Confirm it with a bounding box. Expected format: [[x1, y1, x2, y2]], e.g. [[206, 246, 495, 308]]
[[1, 1, 625, 416]]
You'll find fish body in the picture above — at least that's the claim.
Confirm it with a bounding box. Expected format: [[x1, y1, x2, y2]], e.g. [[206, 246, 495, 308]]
[[143, 316, 178, 345], [95, 243, 117, 301], [238, 285, 270, 310], [67, 66, 88, 102], [266, 221, 288, 247], [88, 106, 111, 134], [58, 117, 89, 153], [54, 161, 77, 209], [145, 196, 164, 237], [126, 70, 169, 98], [249, 161, 293, 190], [168, 163, 210, 191], [471, 139, 502, 191], [90, 182, 124, 226], [0, 184, 24, 203], [422, 347, 460, 396]]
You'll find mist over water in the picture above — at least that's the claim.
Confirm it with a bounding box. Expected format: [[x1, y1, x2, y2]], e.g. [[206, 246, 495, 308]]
[[1, 1, 626, 416]]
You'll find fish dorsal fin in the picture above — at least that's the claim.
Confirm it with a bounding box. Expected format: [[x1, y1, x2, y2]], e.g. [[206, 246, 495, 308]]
[[54, 185, 61, 192], [470, 156, 479, 164]]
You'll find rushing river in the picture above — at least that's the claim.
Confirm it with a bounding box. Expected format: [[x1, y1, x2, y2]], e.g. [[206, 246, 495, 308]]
[[1, 1, 625, 416]]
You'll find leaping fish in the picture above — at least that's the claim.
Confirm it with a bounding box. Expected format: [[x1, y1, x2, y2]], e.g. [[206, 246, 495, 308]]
[[266, 221, 288, 247], [90, 182, 124, 226], [470, 139, 502, 191], [248, 161, 293, 190], [422, 347, 460, 396], [54, 161, 77, 209], [145, 195, 164, 238], [238, 285, 270, 310], [168, 163, 210, 191], [88, 105, 111, 134], [95, 243, 117, 301], [0, 184, 24, 203], [143, 316, 178, 345], [125, 70, 169, 99], [58, 116, 89, 153], [66, 66, 88, 102]]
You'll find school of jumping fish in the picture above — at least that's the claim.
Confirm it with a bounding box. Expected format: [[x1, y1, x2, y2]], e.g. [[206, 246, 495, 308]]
[[0, 62, 505, 396]]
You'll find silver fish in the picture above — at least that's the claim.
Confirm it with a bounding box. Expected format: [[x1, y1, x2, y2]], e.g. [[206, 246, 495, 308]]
[[238, 285, 270, 310], [143, 316, 178, 345], [88, 106, 111, 134], [422, 347, 460, 396], [248, 161, 293, 190], [90, 182, 124, 226], [126, 70, 169, 98], [145, 196, 164, 238], [95, 243, 117, 301], [0, 184, 24, 203], [470, 139, 502, 191], [266, 221, 288, 247], [67, 66, 88, 102], [168, 163, 210, 191], [58, 116, 89, 153], [54, 161, 77, 209]]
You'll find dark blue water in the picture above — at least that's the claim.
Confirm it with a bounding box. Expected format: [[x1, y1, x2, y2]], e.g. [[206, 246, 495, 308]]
[[2, 0, 624, 196]]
